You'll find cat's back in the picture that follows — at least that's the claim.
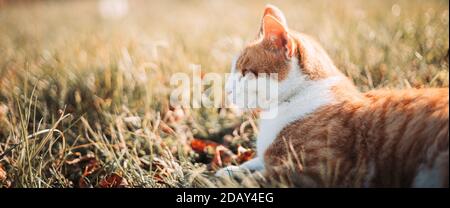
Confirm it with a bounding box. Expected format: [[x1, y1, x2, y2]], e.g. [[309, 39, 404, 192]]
[[360, 88, 448, 141], [360, 88, 448, 187], [364, 88, 448, 111], [273, 88, 448, 147], [265, 87, 448, 187]]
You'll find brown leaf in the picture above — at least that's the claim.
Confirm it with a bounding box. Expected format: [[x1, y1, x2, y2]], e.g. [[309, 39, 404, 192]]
[[66, 152, 100, 177], [98, 173, 128, 188], [65, 152, 101, 188], [237, 146, 256, 164], [190, 138, 219, 154], [76, 158, 100, 188], [82, 158, 100, 177]]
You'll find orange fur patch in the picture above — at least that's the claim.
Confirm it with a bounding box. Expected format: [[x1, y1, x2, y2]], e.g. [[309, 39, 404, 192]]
[[265, 88, 449, 187]]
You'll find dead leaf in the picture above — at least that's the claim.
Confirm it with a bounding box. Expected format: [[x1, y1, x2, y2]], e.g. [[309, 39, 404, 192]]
[[66, 152, 101, 188], [98, 173, 128, 188], [65, 152, 100, 177], [190, 138, 219, 154], [77, 158, 100, 188], [237, 146, 256, 164], [82, 157, 100, 177]]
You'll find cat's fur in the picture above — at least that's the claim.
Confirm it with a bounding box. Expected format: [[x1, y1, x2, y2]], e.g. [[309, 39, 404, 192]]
[[216, 5, 449, 188]]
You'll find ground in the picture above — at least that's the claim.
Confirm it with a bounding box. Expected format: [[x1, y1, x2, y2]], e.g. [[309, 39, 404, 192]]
[[0, 0, 448, 188]]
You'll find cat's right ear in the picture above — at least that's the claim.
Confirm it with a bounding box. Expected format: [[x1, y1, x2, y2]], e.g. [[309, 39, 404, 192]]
[[262, 15, 296, 58], [259, 4, 287, 34]]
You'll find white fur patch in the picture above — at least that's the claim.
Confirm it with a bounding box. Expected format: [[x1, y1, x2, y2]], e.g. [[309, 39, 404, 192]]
[[363, 160, 376, 187], [413, 164, 442, 188], [215, 158, 264, 177], [412, 149, 448, 188], [225, 56, 279, 112], [257, 58, 341, 160], [218, 56, 341, 176]]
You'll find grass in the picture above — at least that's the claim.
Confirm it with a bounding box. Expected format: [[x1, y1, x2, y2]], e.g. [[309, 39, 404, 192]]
[[0, 0, 448, 188]]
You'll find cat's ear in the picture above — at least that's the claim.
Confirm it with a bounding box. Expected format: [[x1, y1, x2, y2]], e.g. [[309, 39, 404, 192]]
[[262, 15, 296, 58], [263, 4, 287, 27], [259, 5, 287, 35]]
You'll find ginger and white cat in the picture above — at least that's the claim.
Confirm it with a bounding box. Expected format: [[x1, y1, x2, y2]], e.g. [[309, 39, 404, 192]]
[[216, 5, 449, 188]]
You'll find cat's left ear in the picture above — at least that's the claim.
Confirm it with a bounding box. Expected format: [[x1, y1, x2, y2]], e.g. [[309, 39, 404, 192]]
[[258, 5, 288, 36], [262, 15, 296, 58], [263, 4, 287, 27]]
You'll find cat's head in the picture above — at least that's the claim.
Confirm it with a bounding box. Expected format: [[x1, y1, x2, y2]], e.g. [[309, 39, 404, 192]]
[[226, 5, 339, 111]]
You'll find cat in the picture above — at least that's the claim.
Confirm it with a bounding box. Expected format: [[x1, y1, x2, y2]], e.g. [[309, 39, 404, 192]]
[[215, 4, 449, 188]]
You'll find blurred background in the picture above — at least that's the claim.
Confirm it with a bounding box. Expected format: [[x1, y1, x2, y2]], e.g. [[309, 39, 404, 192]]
[[0, 0, 448, 188]]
